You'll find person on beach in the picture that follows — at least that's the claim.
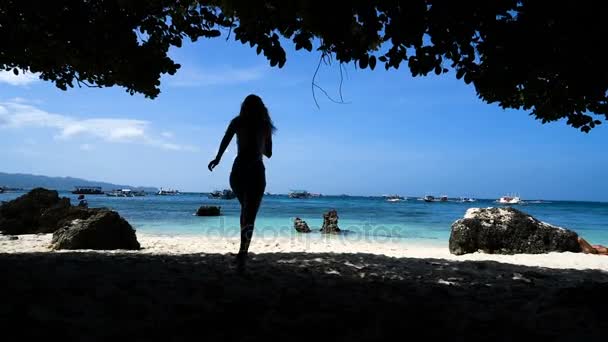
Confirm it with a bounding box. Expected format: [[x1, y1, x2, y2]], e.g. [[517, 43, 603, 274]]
[[208, 94, 275, 270]]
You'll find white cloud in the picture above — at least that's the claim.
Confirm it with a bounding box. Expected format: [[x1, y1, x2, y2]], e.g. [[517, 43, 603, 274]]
[[79, 144, 93, 151], [0, 70, 39, 86], [0, 100, 197, 152], [167, 65, 264, 87], [161, 131, 174, 139]]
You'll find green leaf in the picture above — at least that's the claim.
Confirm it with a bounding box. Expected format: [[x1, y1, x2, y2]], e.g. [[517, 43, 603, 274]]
[[369, 56, 377, 70], [359, 55, 368, 69]]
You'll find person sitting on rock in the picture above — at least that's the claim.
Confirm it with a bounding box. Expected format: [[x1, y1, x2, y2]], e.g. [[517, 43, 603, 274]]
[[77, 194, 88, 208]]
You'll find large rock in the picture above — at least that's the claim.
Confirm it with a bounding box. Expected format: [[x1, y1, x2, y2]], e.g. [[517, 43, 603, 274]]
[[0, 188, 101, 235], [449, 207, 582, 255], [52, 210, 140, 250], [294, 217, 311, 233], [0, 188, 66, 234], [196, 205, 221, 216], [320, 209, 340, 234]]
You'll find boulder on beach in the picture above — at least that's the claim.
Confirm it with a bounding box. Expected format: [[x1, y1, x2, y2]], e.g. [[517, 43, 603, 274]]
[[449, 207, 581, 255], [0, 188, 69, 234], [196, 206, 221, 216], [294, 217, 311, 233], [52, 209, 140, 250], [320, 209, 340, 234], [0, 188, 103, 235]]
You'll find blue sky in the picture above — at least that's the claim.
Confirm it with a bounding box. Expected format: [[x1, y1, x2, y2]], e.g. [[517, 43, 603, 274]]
[[1, 37, 607, 201]]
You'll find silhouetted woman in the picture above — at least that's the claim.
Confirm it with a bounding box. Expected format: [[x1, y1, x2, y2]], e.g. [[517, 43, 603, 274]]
[[208, 94, 275, 270]]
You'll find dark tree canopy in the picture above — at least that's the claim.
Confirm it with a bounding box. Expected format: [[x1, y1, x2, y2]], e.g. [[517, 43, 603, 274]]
[[1, 1, 607, 132]]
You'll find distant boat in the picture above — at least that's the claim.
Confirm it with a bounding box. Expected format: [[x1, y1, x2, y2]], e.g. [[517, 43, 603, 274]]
[[72, 186, 104, 195], [497, 195, 522, 204], [208, 189, 236, 200], [459, 197, 476, 203], [132, 190, 146, 197], [384, 194, 405, 202], [288, 190, 311, 199], [0, 187, 4, 194], [106, 189, 135, 197], [157, 188, 179, 195], [439, 195, 448, 202], [423, 195, 435, 202]]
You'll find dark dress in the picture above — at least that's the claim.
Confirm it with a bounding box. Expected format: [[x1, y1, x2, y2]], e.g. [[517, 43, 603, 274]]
[[228, 117, 267, 203]]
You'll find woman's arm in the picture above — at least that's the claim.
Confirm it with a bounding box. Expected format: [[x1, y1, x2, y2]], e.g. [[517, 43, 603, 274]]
[[208, 120, 237, 171], [264, 130, 273, 158]]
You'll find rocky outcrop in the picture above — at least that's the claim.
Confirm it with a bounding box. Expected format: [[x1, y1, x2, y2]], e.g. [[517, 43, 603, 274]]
[[320, 209, 340, 234], [52, 210, 140, 250], [449, 207, 582, 255], [0, 188, 103, 235], [196, 206, 221, 216], [0, 188, 73, 234], [294, 217, 311, 233]]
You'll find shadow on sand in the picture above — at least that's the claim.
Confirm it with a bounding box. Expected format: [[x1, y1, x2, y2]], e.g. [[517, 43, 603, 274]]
[[1, 252, 607, 341]]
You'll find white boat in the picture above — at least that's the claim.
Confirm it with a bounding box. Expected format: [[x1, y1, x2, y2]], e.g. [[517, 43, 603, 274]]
[[497, 195, 522, 204], [106, 189, 134, 197], [158, 188, 179, 195], [459, 197, 476, 203], [439, 195, 448, 202], [208, 189, 236, 200], [288, 190, 311, 199], [384, 194, 405, 202], [422, 195, 435, 202]]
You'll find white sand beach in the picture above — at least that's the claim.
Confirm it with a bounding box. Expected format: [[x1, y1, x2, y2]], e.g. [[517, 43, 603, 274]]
[[2, 232, 607, 271]]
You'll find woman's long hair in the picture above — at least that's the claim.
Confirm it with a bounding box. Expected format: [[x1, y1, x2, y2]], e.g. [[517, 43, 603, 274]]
[[239, 94, 276, 134]]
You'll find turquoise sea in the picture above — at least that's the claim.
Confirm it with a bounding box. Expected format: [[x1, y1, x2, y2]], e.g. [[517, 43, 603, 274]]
[[2, 191, 607, 245]]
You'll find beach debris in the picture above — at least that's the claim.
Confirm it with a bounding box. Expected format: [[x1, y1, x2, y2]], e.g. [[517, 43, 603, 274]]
[[195, 205, 221, 216], [437, 279, 458, 286], [325, 269, 341, 275], [449, 207, 581, 255], [344, 261, 365, 270], [293, 217, 311, 233], [52, 209, 140, 250], [320, 209, 340, 234], [512, 273, 532, 283]]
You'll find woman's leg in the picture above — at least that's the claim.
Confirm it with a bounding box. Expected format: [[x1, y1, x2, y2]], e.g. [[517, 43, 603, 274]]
[[237, 190, 263, 257]]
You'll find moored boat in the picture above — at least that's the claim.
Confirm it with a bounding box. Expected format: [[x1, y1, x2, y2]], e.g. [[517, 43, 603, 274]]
[[106, 189, 134, 197], [158, 188, 179, 195], [208, 189, 236, 199], [384, 194, 405, 202], [72, 186, 104, 195], [459, 197, 477, 203], [288, 190, 311, 199], [497, 195, 522, 204]]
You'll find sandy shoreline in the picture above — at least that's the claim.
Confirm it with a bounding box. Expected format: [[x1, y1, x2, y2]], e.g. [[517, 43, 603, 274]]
[[2, 232, 607, 271]]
